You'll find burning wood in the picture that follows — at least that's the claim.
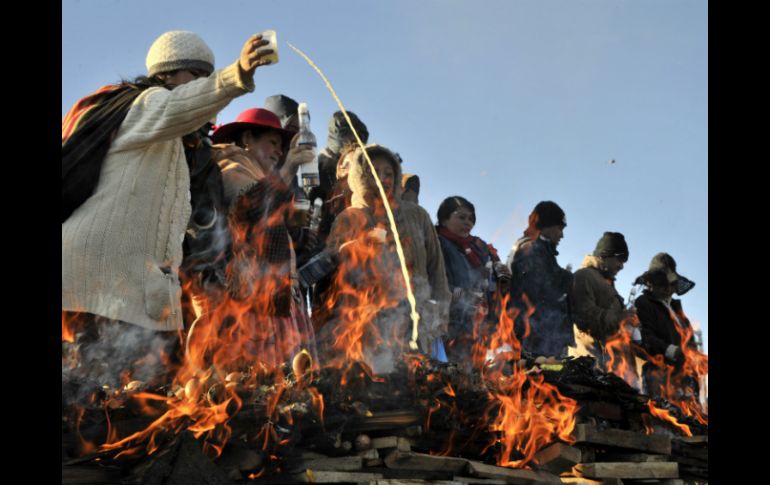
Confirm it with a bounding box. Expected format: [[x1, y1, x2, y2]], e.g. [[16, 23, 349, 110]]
[[63, 349, 708, 484]]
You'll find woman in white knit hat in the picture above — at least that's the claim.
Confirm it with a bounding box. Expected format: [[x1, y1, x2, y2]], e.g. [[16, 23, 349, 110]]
[[62, 30, 275, 402]]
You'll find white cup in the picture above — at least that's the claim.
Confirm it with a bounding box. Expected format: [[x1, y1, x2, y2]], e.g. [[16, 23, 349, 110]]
[[293, 199, 311, 212], [257, 30, 279, 65]]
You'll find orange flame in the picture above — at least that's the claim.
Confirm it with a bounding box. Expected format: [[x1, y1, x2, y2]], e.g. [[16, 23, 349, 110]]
[[487, 371, 579, 468], [307, 387, 325, 428], [603, 314, 642, 389], [62, 312, 82, 343], [647, 400, 692, 436], [322, 216, 411, 373], [644, 317, 708, 427], [476, 295, 579, 468]]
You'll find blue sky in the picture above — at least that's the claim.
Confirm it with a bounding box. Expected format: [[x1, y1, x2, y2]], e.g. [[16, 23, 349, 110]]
[[63, 0, 708, 352]]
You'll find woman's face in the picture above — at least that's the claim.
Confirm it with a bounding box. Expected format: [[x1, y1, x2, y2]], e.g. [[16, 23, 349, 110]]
[[649, 272, 677, 300], [158, 69, 208, 89], [371, 156, 395, 197], [650, 282, 676, 301], [443, 206, 475, 238], [244, 129, 283, 171]]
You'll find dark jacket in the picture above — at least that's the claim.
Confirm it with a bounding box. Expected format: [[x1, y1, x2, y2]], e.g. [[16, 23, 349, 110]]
[[635, 292, 699, 396], [180, 128, 231, 291], [571, 263, 625, 342], [635, 292, 697, 363], [508, 235, 573, 356]]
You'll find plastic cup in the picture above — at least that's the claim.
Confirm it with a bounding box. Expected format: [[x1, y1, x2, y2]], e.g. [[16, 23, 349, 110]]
[[259, 30, 279, 64]]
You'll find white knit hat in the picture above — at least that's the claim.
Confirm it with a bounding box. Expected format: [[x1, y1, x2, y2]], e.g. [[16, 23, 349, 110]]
[[145, 31, 215, 77]]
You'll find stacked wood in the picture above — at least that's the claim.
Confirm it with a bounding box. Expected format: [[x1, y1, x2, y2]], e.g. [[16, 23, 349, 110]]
[[61, 356, 707, 484]]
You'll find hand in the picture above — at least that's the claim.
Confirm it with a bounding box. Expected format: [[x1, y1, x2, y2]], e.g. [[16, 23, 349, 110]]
[[276, 134, 315, 183], [239, 34, 273, 75]]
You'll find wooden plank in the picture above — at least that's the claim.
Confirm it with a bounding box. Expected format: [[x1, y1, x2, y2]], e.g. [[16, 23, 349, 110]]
[[670, 455, 707, 467], [575, 462, 678, 479], [573, 425, 672, 455], [365, 480, 464, 485], [372, 436, 414, 451], [465, 461, 562, 484], [300, 451, 329, 460], [384, 450, 468, 473], [623, 480, 683, 485], [372, 436, 401, 449], [293, 469, 384, 483], [558, 478, 619, 485], [673, 435, 707, 444], [358, 448, 380, 460], [357, 411, 422, 431], [452, 476, 508, 484], [670, 441, 707, 461], [533, 443, 582, 474], [600, 453, 669, 463], [303, 455, 363, 471]]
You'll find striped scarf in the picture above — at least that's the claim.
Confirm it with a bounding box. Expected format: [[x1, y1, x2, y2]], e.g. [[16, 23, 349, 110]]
[[62, 81, 155, 222]]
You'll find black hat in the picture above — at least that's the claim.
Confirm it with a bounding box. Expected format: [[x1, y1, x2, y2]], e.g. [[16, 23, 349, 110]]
[[531, 201, 566, 229], [264, 94, 300, 132], [593, 232, 629, 262], [635, 253, 695, 295]]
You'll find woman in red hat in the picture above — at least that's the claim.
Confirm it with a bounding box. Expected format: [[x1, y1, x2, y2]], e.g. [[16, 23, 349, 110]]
[[187, 108, 318, 372]]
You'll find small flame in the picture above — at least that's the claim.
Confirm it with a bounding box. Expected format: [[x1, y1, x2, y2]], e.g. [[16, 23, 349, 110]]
[[603, 314, 641, 389], [647, 400, 692, 436], [307, 387, 325, 428], [62, 312, 81, 343]]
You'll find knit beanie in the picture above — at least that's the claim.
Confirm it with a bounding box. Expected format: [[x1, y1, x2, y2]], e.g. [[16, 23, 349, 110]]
[[593, 232, 629, 262], [146, 31, 215, 77]]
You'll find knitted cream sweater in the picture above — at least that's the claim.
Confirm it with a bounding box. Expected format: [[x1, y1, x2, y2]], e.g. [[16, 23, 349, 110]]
[[62, 62, 254, 331]]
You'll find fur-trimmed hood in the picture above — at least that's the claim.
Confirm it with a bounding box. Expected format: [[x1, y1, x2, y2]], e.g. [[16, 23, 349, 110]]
[[581, 254, 602, 270], [346, 144, 403, 209]]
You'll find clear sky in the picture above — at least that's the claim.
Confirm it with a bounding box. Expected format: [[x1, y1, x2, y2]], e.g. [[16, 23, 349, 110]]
[[63, 0, 708, 352]]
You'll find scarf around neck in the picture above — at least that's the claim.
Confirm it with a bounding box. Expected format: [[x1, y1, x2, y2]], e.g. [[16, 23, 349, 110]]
[[438, 226, 485, 268]]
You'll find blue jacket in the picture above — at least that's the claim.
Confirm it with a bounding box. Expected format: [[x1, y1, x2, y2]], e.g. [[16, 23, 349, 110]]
[[438, 234, 494, 338]]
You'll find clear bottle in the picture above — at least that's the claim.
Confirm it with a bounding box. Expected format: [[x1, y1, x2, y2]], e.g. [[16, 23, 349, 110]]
[[626, 285, 639, 310], [297, 102, 319, 191], [297, 102, 316, 148]]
